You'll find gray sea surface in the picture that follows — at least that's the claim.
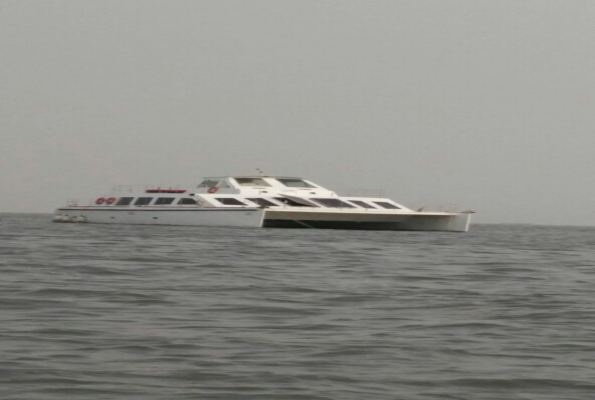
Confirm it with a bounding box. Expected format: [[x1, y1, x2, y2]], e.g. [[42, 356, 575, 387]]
[[1, 213, 595, 400]]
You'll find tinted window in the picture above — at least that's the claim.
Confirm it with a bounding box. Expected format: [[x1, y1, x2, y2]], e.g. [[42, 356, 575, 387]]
[[155, 197, 175, 205], [246, 198, 278, 207], [349, 200, 376, 209], [274, 197, 317, 207], [198, 179, 220, 188], [374, 201, 400, 209], [134, 197, 153, 206], [235, 178, 271, 187], [312, 198, 355, 208], [277, 178, 315, 188], [116, 197, 134, 206], [178, 198, 198, 205], [216, 198, 246, 206]]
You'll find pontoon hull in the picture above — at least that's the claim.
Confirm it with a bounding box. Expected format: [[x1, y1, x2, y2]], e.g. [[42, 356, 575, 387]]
[[263, 210, 471, 232], [54, 207, 265, 228]]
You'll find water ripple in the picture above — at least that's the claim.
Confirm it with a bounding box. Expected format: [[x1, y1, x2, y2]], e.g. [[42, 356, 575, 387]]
[[1, 214, 595, 400]]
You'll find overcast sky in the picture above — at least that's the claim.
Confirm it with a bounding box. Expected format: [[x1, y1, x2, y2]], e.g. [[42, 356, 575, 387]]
[[2, 0, 594, 225]]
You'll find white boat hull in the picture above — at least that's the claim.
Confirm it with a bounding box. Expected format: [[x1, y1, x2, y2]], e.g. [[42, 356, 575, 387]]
[[263, 210, 471, 232], [54, 207, 266, 228], [54, 207, 470, 232]]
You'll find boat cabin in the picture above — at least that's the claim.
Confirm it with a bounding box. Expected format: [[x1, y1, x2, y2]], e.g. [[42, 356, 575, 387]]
[[195, 176, 335, 196]]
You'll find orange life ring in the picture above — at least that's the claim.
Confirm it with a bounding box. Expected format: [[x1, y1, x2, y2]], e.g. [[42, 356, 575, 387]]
[[106, 197, 117, 205], [95, 198, 106, 205], [208, 187, 219, 193]]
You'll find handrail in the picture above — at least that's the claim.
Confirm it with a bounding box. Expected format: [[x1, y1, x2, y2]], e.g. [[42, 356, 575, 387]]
[[110, 184, 189, 193]]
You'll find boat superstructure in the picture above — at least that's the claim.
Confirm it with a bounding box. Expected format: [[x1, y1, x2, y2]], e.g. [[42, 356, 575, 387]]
[[53, 176, 472, 232]]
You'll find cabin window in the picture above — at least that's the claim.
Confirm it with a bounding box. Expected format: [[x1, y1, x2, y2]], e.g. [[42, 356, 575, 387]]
[[349, 200, 376, 209], [235, 178, 271, 187], [155, 197, 175, 205], [246, 198, 278, 207], [116, 197, 134, 206], [277, 178, 316, 188], [134, 197, 153, 206], [198, 179, 220, 188], [312, 198, 355, 208], [216, 198, 246, 206], [178, 198, 198, 205], [374, 201, 400, 209], [274, 197, 316, 207]]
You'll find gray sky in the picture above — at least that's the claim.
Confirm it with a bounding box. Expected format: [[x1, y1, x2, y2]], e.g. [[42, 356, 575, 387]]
[[2, 0, 594, 225]]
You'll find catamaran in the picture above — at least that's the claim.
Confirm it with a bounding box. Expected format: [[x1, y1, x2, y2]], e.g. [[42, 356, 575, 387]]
[[53, 176, 472, 231]]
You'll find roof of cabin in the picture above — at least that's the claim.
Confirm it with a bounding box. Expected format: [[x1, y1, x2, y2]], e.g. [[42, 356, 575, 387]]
[[204, 176, 305, 180]]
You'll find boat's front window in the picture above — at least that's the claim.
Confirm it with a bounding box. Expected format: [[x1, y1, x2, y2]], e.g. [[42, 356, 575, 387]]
[[246, 198, 278, 207], [134, 197, 153, 206], [155, 197, 175, 205], [216, 198, 246, 206], [198, 179, 220, 188], [349, 200, 376, 209], [374, 201, 400, 209], [277, 178, 316, 188], [312, 198, 355, 208], [235, 178, 271, 187], [116, 197, 134, 206]]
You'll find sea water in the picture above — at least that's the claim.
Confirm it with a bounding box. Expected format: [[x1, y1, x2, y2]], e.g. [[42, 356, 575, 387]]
[[1, 213, 594, 399]]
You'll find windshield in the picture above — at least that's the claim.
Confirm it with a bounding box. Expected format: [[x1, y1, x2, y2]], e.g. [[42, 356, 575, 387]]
[[277, 178, 316, 188], [198, 179, 220, 188], [235, 178, 271, 187]]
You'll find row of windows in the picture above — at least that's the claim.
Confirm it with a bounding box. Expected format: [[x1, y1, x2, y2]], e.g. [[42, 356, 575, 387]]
[[116, 197, 199, 206], [238, 197, 401, 209], [108, 196, 400, 209], [312, 198, 400, 210], [199, 178, 317, 189]]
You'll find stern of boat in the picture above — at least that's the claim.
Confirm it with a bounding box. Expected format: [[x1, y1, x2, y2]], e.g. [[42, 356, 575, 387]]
[[398, 212, 471, 232]]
